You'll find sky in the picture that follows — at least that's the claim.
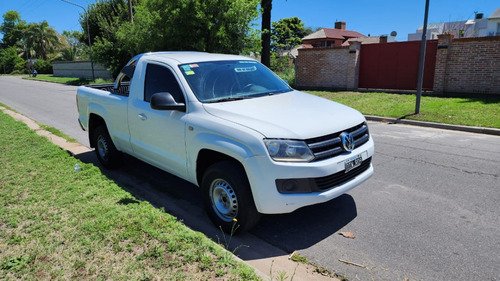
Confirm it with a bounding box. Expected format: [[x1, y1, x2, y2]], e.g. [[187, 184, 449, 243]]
[[0, 0, 498, 42]]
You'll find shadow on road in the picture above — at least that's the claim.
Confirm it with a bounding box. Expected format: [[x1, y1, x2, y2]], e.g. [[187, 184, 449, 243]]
[[251, 195, 357, 253], [73, 150, 357, 259]]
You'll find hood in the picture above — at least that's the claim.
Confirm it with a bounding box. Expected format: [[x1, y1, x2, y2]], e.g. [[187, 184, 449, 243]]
[[202, 90, 365, 139]]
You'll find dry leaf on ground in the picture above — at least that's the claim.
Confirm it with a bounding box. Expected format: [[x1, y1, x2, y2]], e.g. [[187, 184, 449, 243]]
[[338, 232, 355, 239]]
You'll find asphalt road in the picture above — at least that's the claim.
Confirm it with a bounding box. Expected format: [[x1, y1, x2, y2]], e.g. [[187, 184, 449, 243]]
[[1, 76, 499, 281]]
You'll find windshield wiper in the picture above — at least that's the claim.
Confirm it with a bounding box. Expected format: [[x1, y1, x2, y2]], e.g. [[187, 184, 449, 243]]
[[268, 89, 291, 95], [207, 97, 247, 103], [251, 90, 290, 98]]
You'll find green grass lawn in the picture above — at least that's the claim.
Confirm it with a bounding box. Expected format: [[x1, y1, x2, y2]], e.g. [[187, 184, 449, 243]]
[[0, 111, 259, 280], [308, 91, 500, 129], [24, 74, 112, 86]]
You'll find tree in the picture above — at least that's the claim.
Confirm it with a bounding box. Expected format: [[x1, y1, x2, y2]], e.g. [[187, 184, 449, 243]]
[[119, 0, 259, 53], [0, 11, 27, 48], [59, 30, 88, 61], [25, 21, 62, 60], [82, 0, 138, 76], [260, 0, 272, 67], [0, 46, 24, 73], [84, 0, 260, 76], [271, 17, 306, 55]]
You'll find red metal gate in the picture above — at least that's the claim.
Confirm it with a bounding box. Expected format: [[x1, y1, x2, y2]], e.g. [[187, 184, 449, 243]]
[[358, 40, 437, 90]]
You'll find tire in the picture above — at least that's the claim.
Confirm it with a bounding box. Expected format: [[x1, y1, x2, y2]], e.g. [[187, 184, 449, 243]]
[[201, 161, 261, 234], [93, 125, 122, 169]]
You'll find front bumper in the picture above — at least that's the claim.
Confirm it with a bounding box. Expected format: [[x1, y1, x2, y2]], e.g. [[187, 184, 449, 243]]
[[244, 137, 374, 214]]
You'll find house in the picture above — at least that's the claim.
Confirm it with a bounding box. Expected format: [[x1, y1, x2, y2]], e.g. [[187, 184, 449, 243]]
[[288, 21, 367, 59], [301, 21, 366, 48], [408, 7, 500, 40], [344, 35, 397, 45], [487, 7, 500, 36]]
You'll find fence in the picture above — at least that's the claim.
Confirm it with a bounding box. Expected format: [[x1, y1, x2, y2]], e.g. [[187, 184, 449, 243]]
[[296, 35, 500, 95], [52, 61, 113, 80]]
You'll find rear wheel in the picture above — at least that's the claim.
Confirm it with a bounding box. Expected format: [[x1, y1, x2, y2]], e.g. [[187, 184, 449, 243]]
[[93, 125, 122, 168], [202, 161, 260, 233]]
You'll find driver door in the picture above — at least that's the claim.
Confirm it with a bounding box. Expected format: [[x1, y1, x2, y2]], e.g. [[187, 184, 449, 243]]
[[128, 62, 188, 179]]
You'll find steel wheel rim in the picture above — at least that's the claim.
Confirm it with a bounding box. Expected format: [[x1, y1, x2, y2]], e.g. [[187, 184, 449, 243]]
[[210, 179, 238, 222], [97, 135, 109, 161]]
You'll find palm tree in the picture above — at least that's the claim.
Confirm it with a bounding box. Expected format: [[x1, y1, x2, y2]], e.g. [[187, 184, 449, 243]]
[[25, 21, 61, 60]]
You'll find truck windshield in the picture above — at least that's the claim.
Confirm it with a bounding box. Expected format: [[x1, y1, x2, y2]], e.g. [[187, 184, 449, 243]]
[[179, 60, 292, 103]]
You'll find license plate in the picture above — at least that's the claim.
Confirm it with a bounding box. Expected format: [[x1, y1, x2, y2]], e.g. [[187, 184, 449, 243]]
[[344, 154, 362, 173]]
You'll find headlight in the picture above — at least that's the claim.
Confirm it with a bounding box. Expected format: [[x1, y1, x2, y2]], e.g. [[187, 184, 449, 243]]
[[264, 139, 314, 162]]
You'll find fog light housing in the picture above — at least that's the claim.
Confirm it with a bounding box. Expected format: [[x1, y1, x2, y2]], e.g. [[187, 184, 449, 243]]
[[275, 178, 315, 194]]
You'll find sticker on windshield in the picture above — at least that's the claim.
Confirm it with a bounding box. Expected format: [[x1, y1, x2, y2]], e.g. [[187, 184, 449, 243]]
[[234, 66, 257, 73], [181, 65, 196, 75], [239, 61, 257, 64]]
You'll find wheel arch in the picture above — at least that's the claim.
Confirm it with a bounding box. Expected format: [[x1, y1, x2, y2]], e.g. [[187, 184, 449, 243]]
[[196, 149, 246, 187], [88, 114, 107, 148]]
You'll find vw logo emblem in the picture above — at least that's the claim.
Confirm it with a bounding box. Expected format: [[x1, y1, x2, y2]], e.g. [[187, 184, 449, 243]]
[[340, 132, 355, 152]]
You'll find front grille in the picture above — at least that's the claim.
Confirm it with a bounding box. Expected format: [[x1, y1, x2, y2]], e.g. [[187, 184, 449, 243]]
[[305, 122, 370, 161], [315, 157, 372, 190]]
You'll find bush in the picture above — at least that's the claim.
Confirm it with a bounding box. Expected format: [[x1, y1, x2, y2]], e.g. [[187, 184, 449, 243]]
[[12, 59, 28, 74], [275, 67, 295, 88], [0, 46, 24, 74], [34, 59, 53, 74], [270, 52, 290, 72]]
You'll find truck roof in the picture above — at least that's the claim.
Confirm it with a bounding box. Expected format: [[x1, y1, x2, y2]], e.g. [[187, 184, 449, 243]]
[[133, 51, 256, 65]]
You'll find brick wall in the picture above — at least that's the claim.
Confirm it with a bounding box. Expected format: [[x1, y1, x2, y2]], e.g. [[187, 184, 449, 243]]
[[296, 41, 360, 90], [434, 35, 500, 94]]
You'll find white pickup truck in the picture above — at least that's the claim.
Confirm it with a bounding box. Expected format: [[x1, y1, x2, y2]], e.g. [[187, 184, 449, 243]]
[[77, 52, 374, 232]]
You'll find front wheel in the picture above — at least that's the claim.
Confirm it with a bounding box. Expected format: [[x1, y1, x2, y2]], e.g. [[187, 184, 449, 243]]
[[93, 125, 122, 169], [202, 161, 261, 233]]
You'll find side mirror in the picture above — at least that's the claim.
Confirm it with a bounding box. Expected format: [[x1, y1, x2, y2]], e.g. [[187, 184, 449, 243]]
[[150, 92, 186, 112]]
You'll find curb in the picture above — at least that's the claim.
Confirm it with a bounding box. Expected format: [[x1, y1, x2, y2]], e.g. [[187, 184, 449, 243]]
[[365, 115, 500, 136], [0, 106, 92, 156]]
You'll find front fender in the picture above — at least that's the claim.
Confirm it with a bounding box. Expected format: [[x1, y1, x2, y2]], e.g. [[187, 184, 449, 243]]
[[186, 131, 264, 184]]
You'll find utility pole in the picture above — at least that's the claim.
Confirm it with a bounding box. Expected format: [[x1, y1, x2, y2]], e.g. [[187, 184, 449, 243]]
[[128, 0, 134, 23], [415, 0, 430, 114], [61, 0, 95, 81]]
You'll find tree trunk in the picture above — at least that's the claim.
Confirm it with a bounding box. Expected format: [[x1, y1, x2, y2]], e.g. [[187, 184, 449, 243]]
[[261, 0, 272, 67]]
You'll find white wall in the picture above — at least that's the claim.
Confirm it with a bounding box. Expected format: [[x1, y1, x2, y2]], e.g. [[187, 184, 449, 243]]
[[52, 61, 113, 80]]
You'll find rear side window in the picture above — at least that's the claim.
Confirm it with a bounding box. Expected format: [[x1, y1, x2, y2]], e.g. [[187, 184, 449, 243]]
[[144, 64, 184, 103]]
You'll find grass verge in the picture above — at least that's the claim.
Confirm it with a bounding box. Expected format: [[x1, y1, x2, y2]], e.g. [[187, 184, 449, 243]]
[[23, 74, 112, 86], [309, 91, 500, 129], [38, 123, 78, 143], [0, 111, 259, 280]]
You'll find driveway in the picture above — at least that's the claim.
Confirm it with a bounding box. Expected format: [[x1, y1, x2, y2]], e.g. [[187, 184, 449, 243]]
[[1, 76, 499, 280]]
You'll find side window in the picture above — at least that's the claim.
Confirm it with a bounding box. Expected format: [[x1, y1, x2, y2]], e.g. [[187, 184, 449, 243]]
[[144, 64, 185, 103]]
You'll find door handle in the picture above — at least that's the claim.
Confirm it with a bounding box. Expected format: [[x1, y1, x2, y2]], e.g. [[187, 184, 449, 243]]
[[138, 113, 147, 120]]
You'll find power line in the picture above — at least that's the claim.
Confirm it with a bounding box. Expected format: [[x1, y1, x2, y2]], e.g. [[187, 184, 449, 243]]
[[16, 0, 43, 16]]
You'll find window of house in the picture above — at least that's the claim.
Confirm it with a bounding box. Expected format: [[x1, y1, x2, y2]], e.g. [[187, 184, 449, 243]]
[[144, 64, 185, 103]]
